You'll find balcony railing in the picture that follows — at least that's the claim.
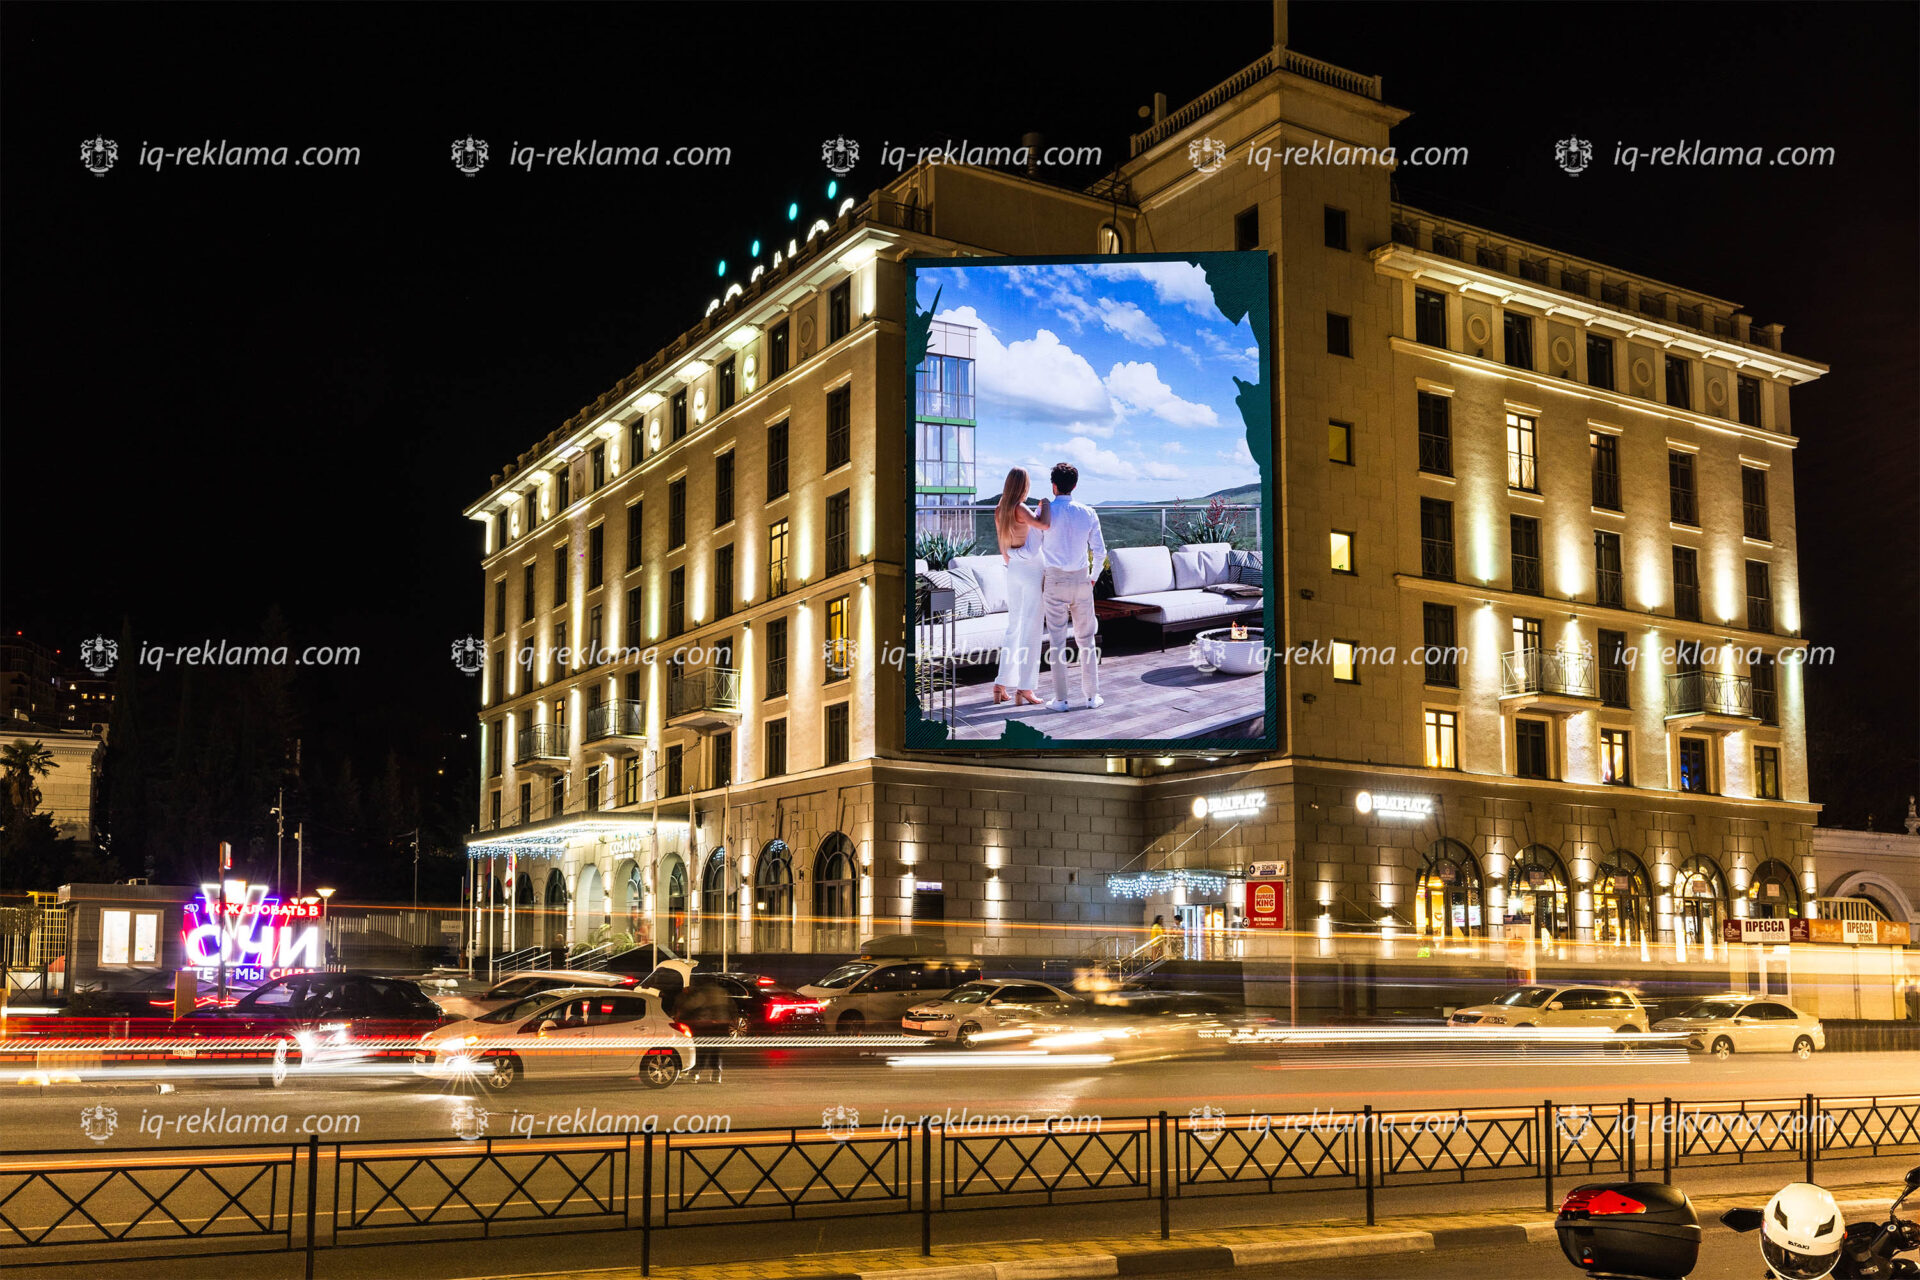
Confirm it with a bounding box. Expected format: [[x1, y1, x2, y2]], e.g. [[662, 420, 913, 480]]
[[1666, 671, 1753, 719], [1420, 537, 1454, 581], [1501, 648, 1596, 700], [515, 723, 567, 763], [668, 668, 742, 719], [912, 501, 1263, 553], [585, 699, 645, 742], [1599, 665, 1631, 708]]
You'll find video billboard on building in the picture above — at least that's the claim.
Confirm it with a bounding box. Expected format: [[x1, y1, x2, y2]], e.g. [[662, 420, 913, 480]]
[[906, 252, 1275, 751]]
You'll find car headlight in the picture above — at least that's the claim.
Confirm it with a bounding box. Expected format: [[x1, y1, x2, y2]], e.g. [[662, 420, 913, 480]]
[[1481, 1015, 1506, 1025]]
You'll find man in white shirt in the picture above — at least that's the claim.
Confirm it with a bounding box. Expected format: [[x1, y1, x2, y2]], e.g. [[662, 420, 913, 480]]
[[1037, 462, 1107, 710]]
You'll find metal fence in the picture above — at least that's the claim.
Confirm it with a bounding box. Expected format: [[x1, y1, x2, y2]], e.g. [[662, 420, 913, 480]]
[[3, 1092, 1917, 1273]]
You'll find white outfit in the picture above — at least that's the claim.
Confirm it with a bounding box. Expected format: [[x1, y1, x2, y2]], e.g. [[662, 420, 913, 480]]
[[996, 529, 1046, 691], [1038, 495, 1106, 706]]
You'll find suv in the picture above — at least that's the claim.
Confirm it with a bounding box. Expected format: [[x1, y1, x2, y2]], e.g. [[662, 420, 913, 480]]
[[1447, 984, 1650, 1032], [797, 958, 983, 1033]]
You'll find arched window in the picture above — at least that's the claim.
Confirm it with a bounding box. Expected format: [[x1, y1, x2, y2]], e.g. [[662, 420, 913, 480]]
[[1592, 851, 1650, 945], [1746, 859, 1801, 919], [573, 863, 604, 942], [754, 839, 794, 952], [1508, 845, 1572, 945], [659, 855, 688, 953], [515, 871, 536, 906], [701, 848, 734, 920], [1097, 223, 1124, 255], [813, 833, 859, 952], [623, 861, 645, 936], [1674, 855, 1727, 946], [1415, 839, 1483, 939]]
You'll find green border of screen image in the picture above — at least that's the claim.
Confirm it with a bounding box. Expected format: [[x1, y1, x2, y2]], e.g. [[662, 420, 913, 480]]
[[902, 250, 1278, 753]]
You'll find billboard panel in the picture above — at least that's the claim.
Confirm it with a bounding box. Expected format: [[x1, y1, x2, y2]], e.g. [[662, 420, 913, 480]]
[[905, 252, 1275, 751]]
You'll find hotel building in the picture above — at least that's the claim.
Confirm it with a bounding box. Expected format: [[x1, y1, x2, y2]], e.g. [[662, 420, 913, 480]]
[[464, 30, 1827, 998]]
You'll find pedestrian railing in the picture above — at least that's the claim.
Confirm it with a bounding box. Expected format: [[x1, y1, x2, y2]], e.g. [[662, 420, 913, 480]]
[[3, 1092, 1917, 1272]]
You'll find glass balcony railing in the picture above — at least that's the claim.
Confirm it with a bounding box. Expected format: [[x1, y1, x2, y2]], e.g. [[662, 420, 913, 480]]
[[911, 501, 1263, 554]]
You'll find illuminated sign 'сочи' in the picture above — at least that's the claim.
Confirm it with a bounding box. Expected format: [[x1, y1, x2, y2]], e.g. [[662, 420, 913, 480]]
[[181, 880, 324, 982]]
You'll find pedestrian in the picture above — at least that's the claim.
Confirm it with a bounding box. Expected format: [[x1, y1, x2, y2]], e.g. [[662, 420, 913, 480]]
[[1149, 914, 1167, 959], [549, 935, 566, 969]]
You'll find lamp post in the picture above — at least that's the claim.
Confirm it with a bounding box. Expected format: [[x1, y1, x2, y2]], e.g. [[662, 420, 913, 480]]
[[317, 888, 335, 969]]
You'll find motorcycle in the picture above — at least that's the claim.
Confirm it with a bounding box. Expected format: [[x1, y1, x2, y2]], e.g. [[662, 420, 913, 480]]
[[1553, 1164, 1920, 1279]]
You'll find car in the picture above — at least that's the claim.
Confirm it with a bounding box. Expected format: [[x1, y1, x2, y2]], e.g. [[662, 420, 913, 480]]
[[1653, 996, 1825, 1059], [416, 985, 694, 1091], [672, 972, 825, 1037], [169, 971, 449, 1085], [431, 969, 638, 1020], [902, 980, 1079, 1048], [1446, 984, 1652, 1033], [798, 957, 983, 1034]]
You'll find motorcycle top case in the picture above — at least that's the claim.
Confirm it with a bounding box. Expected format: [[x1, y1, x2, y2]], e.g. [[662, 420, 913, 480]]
[[1555, 1182, 1702, 1279]]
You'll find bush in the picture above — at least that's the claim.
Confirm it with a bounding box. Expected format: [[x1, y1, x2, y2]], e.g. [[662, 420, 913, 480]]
[[914, 531, 974, 569], [1167, 497, 1254, 550]]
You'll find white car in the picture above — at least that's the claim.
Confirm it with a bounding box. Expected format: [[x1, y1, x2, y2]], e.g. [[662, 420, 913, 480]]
[[432, 969, 638, 1020], [1447, 984, 1651, 1032], [902, 980, 1079, 1048], [417, 985, 693, 1091], [798, 957, 983, 1034], [1653, 996, 1825, 1059]]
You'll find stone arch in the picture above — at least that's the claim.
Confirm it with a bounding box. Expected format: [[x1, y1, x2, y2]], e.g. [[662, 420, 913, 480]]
[[812, 833, 860, 952], [1508, 844, 1572, 945], [574, 862, 605, 941], [1825, 871, 1915, 924], [1414, 838, 1482, 939], [1592, 850, 1652, 945], [754, 839, 794, 952]]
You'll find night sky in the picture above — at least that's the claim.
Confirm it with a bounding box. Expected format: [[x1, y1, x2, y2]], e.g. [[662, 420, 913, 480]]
[[3, 3, 1914, 825]]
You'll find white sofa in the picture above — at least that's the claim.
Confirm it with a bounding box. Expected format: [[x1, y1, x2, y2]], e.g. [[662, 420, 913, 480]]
[[915, 554, 1014, 662], [1107, 543, 1262, 647]]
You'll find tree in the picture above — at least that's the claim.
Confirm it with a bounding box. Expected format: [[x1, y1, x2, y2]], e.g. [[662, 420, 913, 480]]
[[0, 740, 61, 893]]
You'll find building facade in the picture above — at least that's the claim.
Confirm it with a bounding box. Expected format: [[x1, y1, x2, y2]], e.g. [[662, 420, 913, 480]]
[[464, 35, 1827, 984]]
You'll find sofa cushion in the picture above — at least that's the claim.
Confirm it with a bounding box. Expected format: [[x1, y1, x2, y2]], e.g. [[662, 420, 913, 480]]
[[1109, 590, 1262, 625], [915, 558, 930, 576], [948, 554, 1010, 616], [1171, 548, 1227, 590], [944, 563, 988, 619], [1109, 545, 1174, 597], [1227, 548, 1264, 587]]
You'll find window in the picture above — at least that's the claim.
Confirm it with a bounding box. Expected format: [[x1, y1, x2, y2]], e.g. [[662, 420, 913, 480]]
[[556, 465, 571, 511], [493, 579, 506, 636], [1514, 718, 1552, 779], [667, 567, 685, 636], [625, 586, 643, 647], [1512, 615, 1543, 659], [665, 744, 683, 797], [591, 444, 606, 491], [1417, 391, 1452, 474], [826, 595, 850, 680], [551, 622, 568, 677], [1506, 412, 1538, 491], [671, 389, 688, 442], [765, 616, 788, 697], [1742, 466, 1770, 540], [1745, 560, 1773, 632], [1424, 709, 1459, 769], [586, 604, 604, 666], [584, 763, 600, 812], [1668, 450, 1698, 524], [714, 451, 735, 526], [1503, 312, 1533, 370], [1331, 640, 1358, 684], [1594, 530, 1623, 608], [629, 420, 645, 466], [1414, 287, 1447, 347], [1754, 746, 1781, 800], [588, 525, 604, 589], [1330, 530, 1355, 575], [718, 356, 737, 411], [829, 280, 852, 342], [1664, 355, 1691, 409], [714, 544, 735, 618], [489, 717, 504, 777], [1752, 654, 1778, 726], [766, 420, 789, 497], [1672, 546, 1701, 621], [825, 489, 850, 575], [764, 718, 787, 776], [767, 518, 789, 596], [1586, 334, 1615, 390], [553, 545, 568, 607], [825, 703, 850, 765], [1677, 736, 1711, 794], [490, 789, 503, 828], [1420, 498, 1454, 580], [622, 755, 639, 805], [708, 730, 732, 789], [1326, 312, 1351, 357], [1328, 420, 1353, 465], [1598, 628, 1630, 707], [1600, 729, 1631, 785], [769, 320, 790, 379], [525, 487, 539, 532], [99, 908, 161, 967], [1510, 514, 1542, 595], [1233, 204, 1259, 251], [1323, 206, 1348, 250], [626, 501, 643, 571], [668, 477, 686, 548], [549, 774, 565, 815], [1590, 431, 1621, 510], [1737, 375, 1762, 428], [826, 385, 852, 471], [1422, 603, 1458, 687]]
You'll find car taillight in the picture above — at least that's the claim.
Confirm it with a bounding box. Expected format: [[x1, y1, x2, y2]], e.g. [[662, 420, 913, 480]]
[[1560, 1188, 1647, 1217], [755, 976, 777, 986], [767, 998, 823, 1020], [671, 1021, 692, 1036], [617, 976, 640, 987]]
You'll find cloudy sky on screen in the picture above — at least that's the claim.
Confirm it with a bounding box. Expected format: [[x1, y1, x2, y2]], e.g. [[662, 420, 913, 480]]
[[919, 260, 1260, 503]]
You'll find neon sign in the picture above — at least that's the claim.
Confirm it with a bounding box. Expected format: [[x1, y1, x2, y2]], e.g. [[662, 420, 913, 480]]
[[181, 880, 324, 982], [1354, 791, 1433, 820]]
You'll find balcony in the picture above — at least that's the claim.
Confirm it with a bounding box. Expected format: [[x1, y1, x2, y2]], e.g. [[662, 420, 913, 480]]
[[514, 723, 568, 774], [667, 667, 742, 732], [1500, 648, 1597, 711], [1666, 671, 1755, 731], [585, 699, 646, 754]]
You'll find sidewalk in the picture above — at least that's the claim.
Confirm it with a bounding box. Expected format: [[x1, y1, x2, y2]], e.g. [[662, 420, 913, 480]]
[[457, 1185, 1892, 1280]]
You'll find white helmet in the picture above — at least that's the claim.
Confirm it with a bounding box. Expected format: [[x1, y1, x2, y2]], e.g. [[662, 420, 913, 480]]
[[1760, 1182, 1845, 1279]]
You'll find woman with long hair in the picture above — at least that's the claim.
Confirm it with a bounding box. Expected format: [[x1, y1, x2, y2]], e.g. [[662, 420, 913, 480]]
[[992, 467, 1050, 705]]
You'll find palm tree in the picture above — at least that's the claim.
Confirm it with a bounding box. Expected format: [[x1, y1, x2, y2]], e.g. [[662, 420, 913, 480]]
[[0, 741, 55, 823]]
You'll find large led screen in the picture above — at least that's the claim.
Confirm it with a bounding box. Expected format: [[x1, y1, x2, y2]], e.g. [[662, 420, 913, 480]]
[[906, 252, 1275, 751]]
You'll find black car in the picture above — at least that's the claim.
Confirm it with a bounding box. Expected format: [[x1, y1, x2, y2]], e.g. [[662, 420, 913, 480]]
[[168, 972, 448, 1083], [673, 972, 825, 1037]]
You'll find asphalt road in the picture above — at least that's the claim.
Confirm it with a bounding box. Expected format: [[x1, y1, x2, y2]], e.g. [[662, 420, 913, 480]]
[[1205, 1224, 1795, 1278]]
